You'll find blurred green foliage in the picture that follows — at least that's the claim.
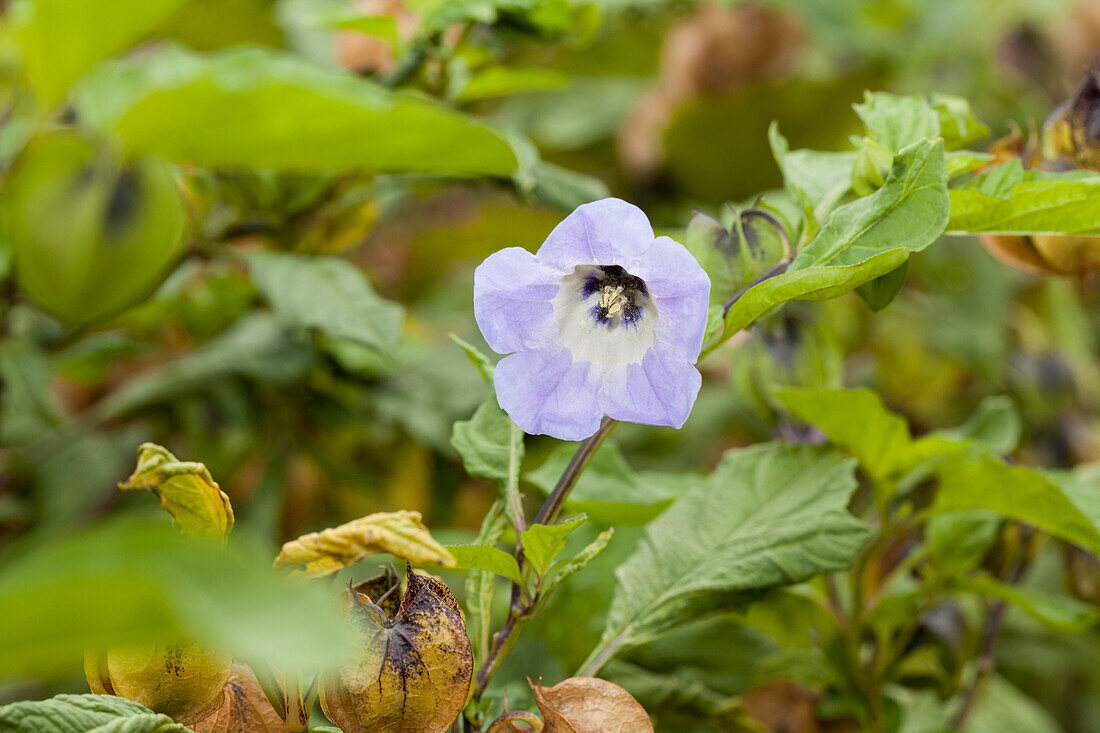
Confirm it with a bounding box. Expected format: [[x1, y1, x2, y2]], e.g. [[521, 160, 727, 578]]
[[4, 0, 1100, 731]]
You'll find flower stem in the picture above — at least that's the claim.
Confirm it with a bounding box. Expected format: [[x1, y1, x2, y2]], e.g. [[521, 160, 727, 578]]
[[468, 417, 618, 729], [533, 417, 617, 526]]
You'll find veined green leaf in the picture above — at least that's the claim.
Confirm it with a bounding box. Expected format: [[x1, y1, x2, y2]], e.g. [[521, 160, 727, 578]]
[[932, 455, 1100, 555], [704, 247, 908, 356], [520, 515, 587, 577], [580, 443, 869, 674], [447, 543, 523, 585], [73, 45, 518, 176], [853, 91, 940, 152], [451, 401, 523, 488], [0, 694, 188, 732], [245, 251, 403, 354], [947, 177, 1100, 235], [793, 139, 948, 268]]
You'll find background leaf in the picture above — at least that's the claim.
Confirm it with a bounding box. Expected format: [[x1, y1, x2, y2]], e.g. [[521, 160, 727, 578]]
[[0, 517, 356, 679], [245, 251, 404, 355], [73, 46, 519, 176]]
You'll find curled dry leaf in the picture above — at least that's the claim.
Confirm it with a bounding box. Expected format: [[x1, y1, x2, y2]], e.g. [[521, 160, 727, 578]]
[[120, 443, 234, 542], [274, 510, 455, 578], [529, 677, 654, 733], [320, 565, 473, 733], [189, 664, 288, 733], [84, 643, 232, 725]]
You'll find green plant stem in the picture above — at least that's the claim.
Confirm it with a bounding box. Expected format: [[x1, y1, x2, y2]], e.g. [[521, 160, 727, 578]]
[[533, 417, 617, 525], [467, 418, 617, 730]]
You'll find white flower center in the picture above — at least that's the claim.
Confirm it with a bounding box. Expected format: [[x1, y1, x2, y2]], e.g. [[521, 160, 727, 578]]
[[552, 264, 658, 374]]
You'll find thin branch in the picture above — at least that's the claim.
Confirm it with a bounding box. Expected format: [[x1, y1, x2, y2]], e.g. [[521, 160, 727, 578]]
[[951, 558, 1030, 729]]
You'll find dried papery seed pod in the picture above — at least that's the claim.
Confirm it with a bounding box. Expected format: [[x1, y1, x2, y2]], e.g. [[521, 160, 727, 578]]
[[977, 73, 1100, 276], [319, 565, 473, 733], [84, 643, 233, 725], [529, 677, 654, 733], [189, 664, 288, 733]]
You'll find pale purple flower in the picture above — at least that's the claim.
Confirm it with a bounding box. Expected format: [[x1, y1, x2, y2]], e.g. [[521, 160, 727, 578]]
[[473, 198, 710, 441]]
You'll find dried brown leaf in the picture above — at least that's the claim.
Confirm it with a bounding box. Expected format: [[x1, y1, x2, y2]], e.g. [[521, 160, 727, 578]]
[[320, 565, 473, 733], [274, 510, 455, 578]]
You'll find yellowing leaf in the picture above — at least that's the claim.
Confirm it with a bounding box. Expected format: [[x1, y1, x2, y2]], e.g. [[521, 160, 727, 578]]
[[320, 567, 473, 733], [274, 511, 455, 578], [119, 443, 234, 542]]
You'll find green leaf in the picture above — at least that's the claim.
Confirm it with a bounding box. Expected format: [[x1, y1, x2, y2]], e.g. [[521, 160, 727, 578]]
[[457, 66, 569, 101], [245, 251, 403, 354], [545, 527, 614, 593], [965, 676, 1060, 733], [768, 123, 855, 220], [464, 500, 508, 666], [88, 314, 313, 424], [854, 260, 908, 312], [931, 93, 990, 149], [11, 0, 191, 110], [581, 443, 869, 673], [0, 339, 65, 445], [449, 334, 495, 387], [931, 454, 1100, 555], [451, 401, 522, 488], [73, 46, 518, 176], [936, 395, 1021, 454], [706, 248, 909, 355], [0, 694, 188, 732], [925, 511, 1000, 577], [774, 388, 914, 482], [527, 160, 610, 211], [526, 441, 702, 525], [853, 92, 940, 152], [0, 516, 356, 680], [959, 575, 1099, 632], [947, 175, 1100, 235], [520, 515, 587, 578], [447, 543, 523, 585], [792, 139, 949, 268]]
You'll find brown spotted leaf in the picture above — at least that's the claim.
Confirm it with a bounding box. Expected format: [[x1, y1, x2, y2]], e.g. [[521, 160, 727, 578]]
[[190, 664, 288, 733], [120, 443, 234, 541], [320, 565, 473, 733], [530, 677, 654, 733], [274, 511, 455, 578]]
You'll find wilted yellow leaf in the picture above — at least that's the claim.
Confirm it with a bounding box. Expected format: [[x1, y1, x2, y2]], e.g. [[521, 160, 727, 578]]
[[529, 677, 654, 733], [84, 643, 232, 724], [320, 566, 473, 733], [274, 510, 455, 578], [120, 443, 234, 542], [189, 664, 288, 733]]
